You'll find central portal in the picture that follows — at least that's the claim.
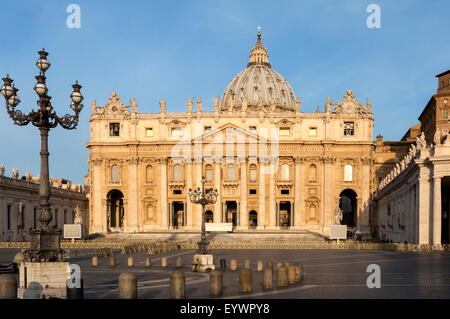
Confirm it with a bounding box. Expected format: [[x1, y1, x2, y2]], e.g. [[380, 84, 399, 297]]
[[225, 201, 238, 228]]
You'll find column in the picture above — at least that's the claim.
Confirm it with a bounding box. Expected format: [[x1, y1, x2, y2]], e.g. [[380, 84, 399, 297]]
[[418, 164, 431, 244], [213, 159, 222, 223], [159, 158, 168, 229], [322, 157, 334, 231], [91, 158, 105, 233], [258, 160, 266, 229], [127, 157, 139, 232], [294, 157, 302, 229], [268, 159, 276, 229], [433, 176, 442, 245], [239, 158, 248, 229], [186, 160, 194, 229]]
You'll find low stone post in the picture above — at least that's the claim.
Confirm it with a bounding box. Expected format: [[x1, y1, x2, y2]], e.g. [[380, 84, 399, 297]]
[[145, 257, 152, 267], [257, 261, 263, 272], [283, 262, 291, 268], [92, 256, 99, 267], [13, 252, 24, 272], [266, 260, 273, 270], [23, 282, 43, 299], [118, 273, 137, 299], [288, 265, 296, 285], [230, 259, 238, 271], [128, 256, 134, 267], [277, 266, 288, 288], [219, 258, 227, 270], [0, 274, 17, 299], [295, 264, 303, 282], [209, 270, 223, 297], [176, 257, 183, 268], [244, 259, 251, 269], [276, 262, 283, 269], [109, 256, 116, 267], [263, 266, 273, 290], [170, 271, 185, 299], [239, 269, 253, 293], [162, 257, 168, 268]]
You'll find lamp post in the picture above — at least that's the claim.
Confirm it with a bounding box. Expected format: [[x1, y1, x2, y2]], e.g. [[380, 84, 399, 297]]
[[188, 177, 218, 271], [1, 49, 83, 262]]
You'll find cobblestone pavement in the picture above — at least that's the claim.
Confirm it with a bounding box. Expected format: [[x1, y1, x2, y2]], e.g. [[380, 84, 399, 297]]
[[1, 248, 450, 299]]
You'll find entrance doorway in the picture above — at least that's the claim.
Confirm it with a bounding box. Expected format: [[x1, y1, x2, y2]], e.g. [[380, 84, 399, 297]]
[[225, 201, 237, 227], [172, 202, 184, 229], [279, 202, 291, 229], [441, 178, 450, 244], [339, 189, 357, 227], [249, 210, 257, 229], [205, 210, 213, 223], [107, 189, 124, 231]]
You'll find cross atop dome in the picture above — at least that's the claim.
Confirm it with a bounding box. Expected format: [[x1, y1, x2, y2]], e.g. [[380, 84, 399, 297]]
[[248, 27, 271, 68]]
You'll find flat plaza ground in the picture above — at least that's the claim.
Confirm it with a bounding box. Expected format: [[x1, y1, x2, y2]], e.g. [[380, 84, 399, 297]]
[[1, 248, 449, 299]]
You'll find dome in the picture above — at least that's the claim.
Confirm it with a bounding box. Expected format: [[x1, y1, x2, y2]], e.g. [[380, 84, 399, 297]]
[[220, 32, 298, 112]]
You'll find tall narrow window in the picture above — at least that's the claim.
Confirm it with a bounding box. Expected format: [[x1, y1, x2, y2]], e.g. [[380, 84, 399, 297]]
[[344, 122, 355, 136], [146, 165, 154, 183], [309, 164, 317, 182], [109, 123, 120, 136], [55, 209, 59, 228], [111, 165, 121, 182], [227, 164, 236, 180], [249, 164, 257, 182], [205, 165, 213, 182], [344, 164, 353, 182], [33, 207, 37, 229], [280, 164, 290, 180], [171, 127, 183, 137], [64, 210, 68, 224], [146, 128, 153, 137], [173, 164, 183, 181], [7, 205, 11, 230]]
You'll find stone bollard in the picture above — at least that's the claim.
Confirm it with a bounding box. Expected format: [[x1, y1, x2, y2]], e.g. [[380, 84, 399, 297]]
[[170, 271, 185, 299], [0, 274, 17, 299], [176, 257, 183, 268], [109, 256, 116, 267], [283, 262, 291, 268], [162, 257, 168, 268], [257, 261, 263, 272], [92, 256, 99, 267], [219, 258, 227, 270], [287, 265, 297, 285], [277, 266, 288, 288], [209, 270, 223, 297], [239, 269, 253, 293], [118, 273, 137, 299], [295, 264, 303, 283], [13, 252, 24, 272], [263, 267, 273, 290], [244, 259, 251, 269], [276, 262, 283, 269], [230, 259, 238, 271], [23, 282, 43, 299], [128, 256, 134, 267], [66, 279, 84, 299], [145, 257, 152, 267], [266, 260, 273, 270]]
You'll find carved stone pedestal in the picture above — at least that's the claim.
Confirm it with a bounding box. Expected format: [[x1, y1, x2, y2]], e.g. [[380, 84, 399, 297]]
[[192, 254, 215, 272]]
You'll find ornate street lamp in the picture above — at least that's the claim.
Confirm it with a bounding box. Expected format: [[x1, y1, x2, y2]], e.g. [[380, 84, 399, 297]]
[[188, 176, 218, 271], [1, 49, 83, 262]]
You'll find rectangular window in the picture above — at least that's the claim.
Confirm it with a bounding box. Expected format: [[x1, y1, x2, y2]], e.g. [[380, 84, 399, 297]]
[[344, 122, 355, 136], [7, 205, 11, 230], [249, 189, 257, 195], [204, 126, 212, 133], [279, 127, 290, 136], [309, 127, 317, 136], [171, 127, 183, 137], [281, 189, 290, 195], [173, 190, 182, 195], [443, 110, 449, 119], [109, 123, 120, 136], [146, 128, 153, 137], [249, 126, 257, 133]]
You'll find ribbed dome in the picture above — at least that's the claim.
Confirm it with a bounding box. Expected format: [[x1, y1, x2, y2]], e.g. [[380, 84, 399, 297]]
[[220, 32, 297, 111]]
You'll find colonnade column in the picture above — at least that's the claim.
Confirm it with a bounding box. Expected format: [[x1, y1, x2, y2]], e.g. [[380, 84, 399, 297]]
[[433, 176, 442, 245], [159, 158, 168, 229], [238, 157, 248, 229], [213, 158, 222, 223], [268, 158, 276, 229], [91, 158, 105, 233], [293, 157, 302, 229], [185, 160, 194, 229], [417, 163, 431, 244], [258, 158, 266, 229]]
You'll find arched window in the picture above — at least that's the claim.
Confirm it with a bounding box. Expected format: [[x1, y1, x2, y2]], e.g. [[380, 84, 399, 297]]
[[227, 164, 236, 180], [146, 165, 154, 183], [280, 163, 290, 180], [344, 164, 353, 182], [173, 164, 183, 181], [111, 165, 121, 182], [249, 164, 257, 182], [309, 164, 317, 182], [205, 165, 213, 182]]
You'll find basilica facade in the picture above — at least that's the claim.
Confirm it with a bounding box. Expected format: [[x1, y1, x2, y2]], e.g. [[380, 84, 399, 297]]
[[86, 32, 376, 237]]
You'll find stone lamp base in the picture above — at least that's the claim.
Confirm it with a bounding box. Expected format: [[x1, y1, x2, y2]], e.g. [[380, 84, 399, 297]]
[[192, 254, 215, 272]]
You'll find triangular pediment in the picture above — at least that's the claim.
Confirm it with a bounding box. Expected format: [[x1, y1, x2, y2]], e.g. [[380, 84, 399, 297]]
[[192, 123, 269, 143]]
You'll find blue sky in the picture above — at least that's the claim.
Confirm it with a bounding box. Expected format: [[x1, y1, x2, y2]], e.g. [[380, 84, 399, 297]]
[[0, 0, 449, 184]]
